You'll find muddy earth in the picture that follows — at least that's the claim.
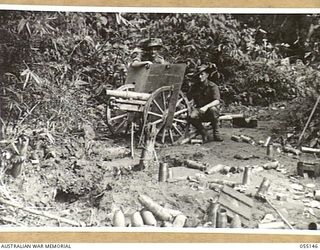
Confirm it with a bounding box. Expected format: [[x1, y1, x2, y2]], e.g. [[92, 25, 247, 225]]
[[1, 103, 319, 230]]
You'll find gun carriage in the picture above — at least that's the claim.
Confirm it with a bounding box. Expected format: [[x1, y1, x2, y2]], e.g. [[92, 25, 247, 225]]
[[105, 64, 190, 145]]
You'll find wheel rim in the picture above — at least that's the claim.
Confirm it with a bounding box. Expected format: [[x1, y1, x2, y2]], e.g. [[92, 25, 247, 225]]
[[106, 84, 135, 135], [143, 86, 190, 144]]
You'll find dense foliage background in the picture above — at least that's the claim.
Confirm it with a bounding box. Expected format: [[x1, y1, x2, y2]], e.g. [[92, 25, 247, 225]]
[[0, 11, 320, 140]]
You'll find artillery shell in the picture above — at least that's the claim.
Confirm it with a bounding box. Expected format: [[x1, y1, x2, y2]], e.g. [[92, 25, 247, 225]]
[[205, 164, 225, 174], [138, 195, 172, 221], [167, 168, 173, 179], [220, 165, 236, 174], [172, 214, 187, 228], [262, 161, 279, 170], [140, 210, 157, 226], [301, 147, 320, 154], [190, 139, 203, 144], [314, 190, 320, 201], [209, 179, 236, 188], [240, 135, 252, 143], [207, 203, 220, 228], [308, 222, 320, 230], [158, 162, 168, 182], [180, 138, 191, 145], [242, 166, 252, 185], [216, 208, 228, 228], [231, 135, 241, 142], [131, 212, 144, 227], [266, 144, 274, 158], [185, 160, 207, 171], [208, 183, 223, 191], [113, 210, 126, 227], [283, 146, 301, 156], [230, 214, 242, 228], [256, 177, 271, 199]]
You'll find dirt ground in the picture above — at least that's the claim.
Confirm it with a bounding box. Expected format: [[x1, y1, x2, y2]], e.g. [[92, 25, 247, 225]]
[[1, 104, 320, 230]]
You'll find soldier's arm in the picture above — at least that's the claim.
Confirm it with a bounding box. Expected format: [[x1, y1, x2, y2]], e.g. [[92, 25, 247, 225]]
[[131, 60, 153, 68], [200, 100, 220, 112], [130, 51, 152, 68], [199, 84, 220, 112]]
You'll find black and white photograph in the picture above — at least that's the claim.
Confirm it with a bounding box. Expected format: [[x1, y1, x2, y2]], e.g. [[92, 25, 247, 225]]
[[0, 6, 320, 232]]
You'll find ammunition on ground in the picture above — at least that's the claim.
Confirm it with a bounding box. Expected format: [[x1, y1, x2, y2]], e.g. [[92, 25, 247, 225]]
[[190, 139, 203, 144], [207, 203, 220, 228], [231, 135, 241, 142], [158, 162, 168, 182], [140, 210, 157, 226], [308, 222, 320, 230], [242, 166, 252, 185], [208, 183, 223, 191], [283, 146, 301, 155], [262, 161, 279, 170], [255, 177, 271, 200], [113, 210, 125, 227], [314, 190, 320, 201], [209, 179, 236, 188], [216, 208, 228, 228], [172, 214, 187, 228], [131, 212, 144, 227], [205, 164, 225, 174], [185, 160, 207, 171], [240, 135, 252, 143], [266, 144, 274, 158], [167, 168, 173, 179], [230, 214, 242, 228], [301, 146, 320, 154]]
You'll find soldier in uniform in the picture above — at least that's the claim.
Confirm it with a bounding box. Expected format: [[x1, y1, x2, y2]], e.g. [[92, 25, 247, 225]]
[[130, 38, 166, 68], [187, 64, 223, 142]]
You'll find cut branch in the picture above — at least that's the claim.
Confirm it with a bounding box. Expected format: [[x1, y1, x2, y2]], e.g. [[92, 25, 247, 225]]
[[0, 197, 85, 227]]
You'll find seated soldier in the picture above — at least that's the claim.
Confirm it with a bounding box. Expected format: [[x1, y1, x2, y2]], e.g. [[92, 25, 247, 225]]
[[187, 64, 223, 142], [130, 38, 166, 68]]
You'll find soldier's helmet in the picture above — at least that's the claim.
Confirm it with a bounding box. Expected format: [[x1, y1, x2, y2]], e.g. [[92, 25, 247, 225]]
[[139, 38, 163, 49], [196, 64, 218, 76], [198, 64, 212, 74], [147, 38, 163, 48], [198, 63, 217, 74]]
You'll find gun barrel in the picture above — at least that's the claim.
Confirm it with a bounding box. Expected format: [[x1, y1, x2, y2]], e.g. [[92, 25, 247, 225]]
[[106, 89, 151, 101]]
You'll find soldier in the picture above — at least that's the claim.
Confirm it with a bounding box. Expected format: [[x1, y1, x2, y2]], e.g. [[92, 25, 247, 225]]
[[130, 38, 166, 68], [187, 64, 223, 142]]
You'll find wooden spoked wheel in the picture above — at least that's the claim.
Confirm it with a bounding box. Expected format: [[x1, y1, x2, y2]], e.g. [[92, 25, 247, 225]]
[[106, 84, 135, 135], [143, 86, 190, 144]]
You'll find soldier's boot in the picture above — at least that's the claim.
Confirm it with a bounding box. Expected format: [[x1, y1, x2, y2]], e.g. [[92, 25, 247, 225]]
[[190, 119, 210, 142], [199, 129, 211, 143], [213, 129, 223, 142], [212, 121, 223, 142], [195, 124, 210, 142]]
